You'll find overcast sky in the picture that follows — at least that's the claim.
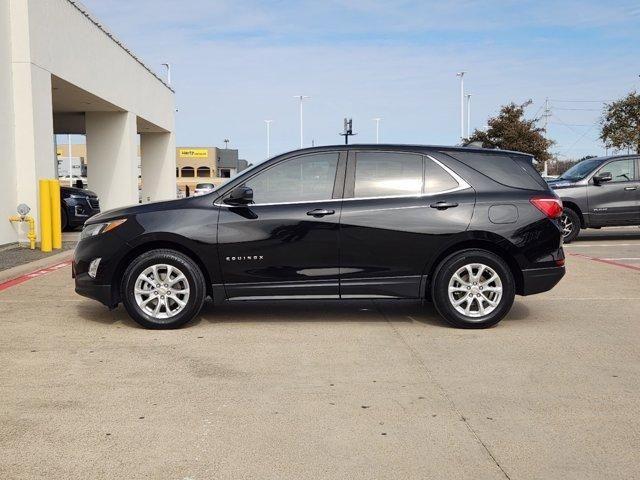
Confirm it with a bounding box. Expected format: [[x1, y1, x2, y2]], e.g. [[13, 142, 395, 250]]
[[81, 0, 640, 164]]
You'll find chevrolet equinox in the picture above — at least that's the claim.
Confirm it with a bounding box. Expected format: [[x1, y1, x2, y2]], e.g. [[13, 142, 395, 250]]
[[73, 145, 566, 329]]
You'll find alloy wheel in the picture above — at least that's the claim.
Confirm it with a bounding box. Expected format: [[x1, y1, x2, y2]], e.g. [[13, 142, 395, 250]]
[[561, 213, 573, 238], [447, 263, 503, 319], [134, 264, 190, 320]]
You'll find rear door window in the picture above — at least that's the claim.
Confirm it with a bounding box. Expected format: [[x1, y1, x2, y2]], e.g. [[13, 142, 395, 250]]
[[425, 158, 459, 193], [354, 152, 423, 198]]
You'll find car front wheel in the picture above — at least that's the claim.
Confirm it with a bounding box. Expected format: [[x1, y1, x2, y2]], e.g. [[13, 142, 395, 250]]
[[121, 249, 206, 329], [431, 249, 515, 328]]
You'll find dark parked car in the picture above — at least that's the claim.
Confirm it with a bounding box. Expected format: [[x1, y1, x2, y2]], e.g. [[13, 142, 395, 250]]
[[73, 145, 565, 329], [61, 186, 100, 230], [548, 155, 640, 243]]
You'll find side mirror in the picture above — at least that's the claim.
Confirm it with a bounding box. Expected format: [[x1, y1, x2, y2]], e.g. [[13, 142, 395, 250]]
[[593, 171, 612, 184], [224, 186, 253, 205]]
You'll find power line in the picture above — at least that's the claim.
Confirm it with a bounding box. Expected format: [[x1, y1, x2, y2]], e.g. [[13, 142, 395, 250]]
[[553, 107, 601, 112], [549, 121, 593, 127], [549, 99, 611, 103]]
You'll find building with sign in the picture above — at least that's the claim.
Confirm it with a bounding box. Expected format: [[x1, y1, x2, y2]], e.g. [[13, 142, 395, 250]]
[[1, 0, 176, 246], [176, 147, 248, 195], [54, 144, 248, 197]]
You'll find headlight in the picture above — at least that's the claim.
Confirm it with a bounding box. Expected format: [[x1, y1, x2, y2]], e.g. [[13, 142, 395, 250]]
[[80, 219, 127, 240], [69, 194, 87, 199]]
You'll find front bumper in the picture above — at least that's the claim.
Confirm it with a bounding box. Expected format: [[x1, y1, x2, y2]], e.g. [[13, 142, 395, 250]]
[[72, 229, 130, 308], [74, 270, 115, 308], [520, 265, 565, 296]]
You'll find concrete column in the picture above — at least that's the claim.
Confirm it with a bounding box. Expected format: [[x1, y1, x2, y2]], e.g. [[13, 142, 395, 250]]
[[86, 111, 139, 211], [0, 1, 17, 246], [11, 66, 56, 245], [140, 131, 177, 203]]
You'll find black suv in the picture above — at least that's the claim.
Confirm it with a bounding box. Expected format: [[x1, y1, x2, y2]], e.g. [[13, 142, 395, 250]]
[[548, 155, 640, 242], [73, 145, 565, 329], [61, 186, 101, 230]]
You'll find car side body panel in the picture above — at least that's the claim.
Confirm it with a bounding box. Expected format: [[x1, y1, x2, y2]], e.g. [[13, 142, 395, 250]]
[[73, 144, 565, 311]]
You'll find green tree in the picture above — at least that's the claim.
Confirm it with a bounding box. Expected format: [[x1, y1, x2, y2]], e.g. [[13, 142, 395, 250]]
[[465, 100, 554, 163], [600, 91, 640, 153]]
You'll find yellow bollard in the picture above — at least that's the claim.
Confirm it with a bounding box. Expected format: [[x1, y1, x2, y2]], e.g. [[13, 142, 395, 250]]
[[39, 179, 52, 252], [49, 179, 62, 249]]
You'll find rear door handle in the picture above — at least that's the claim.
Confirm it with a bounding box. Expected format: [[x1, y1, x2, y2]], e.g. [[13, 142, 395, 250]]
[[624, 186, 637, 191], [306, 208, 335, 217], [430, 201, 459, 210]]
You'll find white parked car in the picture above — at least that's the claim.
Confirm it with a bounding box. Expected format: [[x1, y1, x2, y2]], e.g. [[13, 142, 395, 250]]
[[193, 182, 215, 196]]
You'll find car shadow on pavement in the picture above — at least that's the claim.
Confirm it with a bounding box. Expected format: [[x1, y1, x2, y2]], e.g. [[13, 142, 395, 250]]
[[196, 299, 452, 328], [76, 298, 531, 329], [501, 301, 531, 322], [76, 302, 140, 328]]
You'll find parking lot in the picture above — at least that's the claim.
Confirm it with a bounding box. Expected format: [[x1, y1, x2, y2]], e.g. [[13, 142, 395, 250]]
[[1, 228, 639, 480]]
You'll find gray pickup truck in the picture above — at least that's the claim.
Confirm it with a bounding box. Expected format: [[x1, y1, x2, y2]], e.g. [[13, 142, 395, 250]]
[[548, 155, 640, 242]]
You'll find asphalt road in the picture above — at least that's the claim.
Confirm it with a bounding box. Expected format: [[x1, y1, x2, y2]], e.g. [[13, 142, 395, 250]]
[[564, 226, 640, 270], [1, 234, 639, 479]]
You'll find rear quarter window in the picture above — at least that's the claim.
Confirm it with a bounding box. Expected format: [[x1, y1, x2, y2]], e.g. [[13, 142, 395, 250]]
[[443, 151, 546, 190]]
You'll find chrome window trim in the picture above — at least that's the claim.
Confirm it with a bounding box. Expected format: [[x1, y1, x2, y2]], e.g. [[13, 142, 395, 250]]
[[215, 154, 471, 207]]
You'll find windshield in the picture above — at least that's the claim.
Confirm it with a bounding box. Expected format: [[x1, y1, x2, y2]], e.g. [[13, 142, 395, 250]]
[[559, 158, 604, 181], [196, 183, 214, 189]]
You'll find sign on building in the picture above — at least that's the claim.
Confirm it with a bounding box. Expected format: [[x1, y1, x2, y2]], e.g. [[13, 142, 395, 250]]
[[179, 148, 209, 158]]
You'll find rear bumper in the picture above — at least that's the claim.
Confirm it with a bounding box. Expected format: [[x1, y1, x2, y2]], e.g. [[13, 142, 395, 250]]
[[520, 265, 565, 296]]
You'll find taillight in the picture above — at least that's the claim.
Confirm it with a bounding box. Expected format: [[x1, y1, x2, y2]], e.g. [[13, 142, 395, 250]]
[[530, 196, 563, 219]]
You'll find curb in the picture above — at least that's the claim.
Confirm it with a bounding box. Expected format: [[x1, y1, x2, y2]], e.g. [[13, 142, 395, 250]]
[[0, 249, 74, 284]]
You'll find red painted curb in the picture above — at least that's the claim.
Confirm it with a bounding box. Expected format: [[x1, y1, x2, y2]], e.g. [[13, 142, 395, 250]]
[[0, 261, 72, 292], [568, 253, 640, 272]]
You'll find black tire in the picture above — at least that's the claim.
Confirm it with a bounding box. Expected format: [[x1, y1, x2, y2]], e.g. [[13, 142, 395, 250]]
[[61, 209, 69, 231], [561, 208, 580, 244], [121, 249, 206, 329], [431, 249, 515, 329]]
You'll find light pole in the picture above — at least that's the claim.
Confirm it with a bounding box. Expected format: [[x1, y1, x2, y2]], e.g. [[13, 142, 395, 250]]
[[456, 72, 465, 142], [161, 63, 171, 86], [67, 134, 72, 186], [294, 95, 310, 148], [466, 94, 472, 138], [373, 117, 381, 144], [264, 120, 272, 158]]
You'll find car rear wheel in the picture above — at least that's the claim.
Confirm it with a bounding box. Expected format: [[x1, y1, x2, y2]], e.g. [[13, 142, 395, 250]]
[[431, 249, 515, 328], [121, 249, 206, 329], [560, 208, 580, 243]]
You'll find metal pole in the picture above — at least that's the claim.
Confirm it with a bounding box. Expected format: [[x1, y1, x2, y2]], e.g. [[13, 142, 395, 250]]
[[294, 95, 309, 148], [67, 134, 72, 186], [542, 97, 550, 176], [373, 118, 381, 143], [264, 120, 272, 158], [456, 72, 465, 142], [466, 94, 472, 138]]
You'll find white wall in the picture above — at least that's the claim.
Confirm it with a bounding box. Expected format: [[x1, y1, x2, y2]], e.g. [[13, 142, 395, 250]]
[[0, 1, 18, 246], [27, 0, 174, 133], [0, 0, 176, 245]]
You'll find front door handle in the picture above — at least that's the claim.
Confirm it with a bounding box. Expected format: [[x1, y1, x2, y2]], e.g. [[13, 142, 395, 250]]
[[430, 201, 459, 210], [307, 208, 335, 217], [624, 186, 637, 191]]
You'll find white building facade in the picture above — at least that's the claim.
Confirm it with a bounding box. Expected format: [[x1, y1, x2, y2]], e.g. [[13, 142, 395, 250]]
[[1, 0, 176, 246]]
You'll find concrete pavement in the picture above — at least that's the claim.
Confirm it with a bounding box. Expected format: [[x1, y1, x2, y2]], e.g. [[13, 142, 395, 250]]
[[0, 247, 639, 479]]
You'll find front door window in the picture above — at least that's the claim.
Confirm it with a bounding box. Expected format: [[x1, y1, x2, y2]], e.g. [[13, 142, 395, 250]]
[[244, 153, 339, 204]]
